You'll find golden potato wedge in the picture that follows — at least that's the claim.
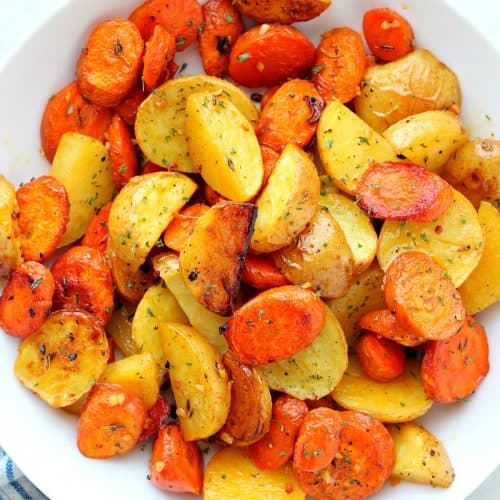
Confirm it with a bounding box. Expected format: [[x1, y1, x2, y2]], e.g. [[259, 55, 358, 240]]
[[387, 422, 455, 488], [378, 189, 484, 286], [135, 75, 258, 173], [63, 394, 88, 415], [180, 202, 256, 315], [14, 310, 109, 408], [50, 132, 114, 246], [441, 139, 500, 208], [108, 172, 197, 272], [105, 300, 139, 357], [153, 253, 228, 353], [160, 322, 231, 441], [186, 93, 263, 202], [272, 207, 354, 298], [332, 355, 432, 422], [383, 111, 468, 173], [257, 308, 347, 400], [251, 144, 320, 253], [326, 262, 386, 346], [317, 100, 398, 194], [204, 447, 305, 500], [235, 0, 330, 24], [459, 202, 500, 313], [217, 351, 272, 447], [354, 49, 462, 133]]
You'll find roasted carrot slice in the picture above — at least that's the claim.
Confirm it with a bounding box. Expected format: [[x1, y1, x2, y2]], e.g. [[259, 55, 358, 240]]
[[139, 395, 170, 441], [81, 202, 112, 254], [115, 83, 148, 126], [16, 176, 70, 262], [256, 79, 324, 154], [385, 251, 465, 341], [51, 245, 114, 326], [260, 145, 280, 186], [294, 411, 394, 498], [77, 18, 144, 107], [260, 86, 279, 110], [77, 382, 146, 458], [363, 8, 415, 62], [150, 424, 203, 494], [241, 254, 289, 290], [421, 316, 489, 403], [312, 27, 365, 103], [229, 25, 315, 88], [143, 25, 176, 92], [0, 261, 55, 338], [224, 285, 326, 365], [248, 395, 309, 470], [203, 184, 228, 206], [163, 203, 210, 252], [356, 162, 454, 222]]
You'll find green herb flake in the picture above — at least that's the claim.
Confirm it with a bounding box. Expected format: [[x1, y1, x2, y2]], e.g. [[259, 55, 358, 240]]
[[237, 52, 251, 63], [311, 64, 325, 74], [30, 278, 43, 290], [66, 103, 74, 116], [357, 136, 370, 145], [325, 138, 333, 149], [225, 14, 234, 23]]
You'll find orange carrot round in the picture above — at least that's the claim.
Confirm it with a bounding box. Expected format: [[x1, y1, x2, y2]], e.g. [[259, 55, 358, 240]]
[[81, 202, 112, 254], [163, 203, 210, 252], [139, 395, 171, 441], [143, 25, 176, 92], [260, 86, 279, 110], [115, 83, 148, 126], [241, 254, 289, 290], [260, 145, 280, 186]]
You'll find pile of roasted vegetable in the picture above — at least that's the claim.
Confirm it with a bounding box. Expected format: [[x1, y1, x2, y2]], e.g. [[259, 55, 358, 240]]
[[0, 0, 499, 498]]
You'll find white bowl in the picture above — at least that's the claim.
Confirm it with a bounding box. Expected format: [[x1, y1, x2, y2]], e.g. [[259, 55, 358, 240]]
[[0, 0, 498, 498]]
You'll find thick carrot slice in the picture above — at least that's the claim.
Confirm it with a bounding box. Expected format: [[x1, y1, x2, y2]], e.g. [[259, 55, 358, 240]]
[[139, 395, 170, 441], [199, 0, 244, 77], [312, 27, 366, 103], [356, 162, 454, 222], [363, 8, 415, 62], [51, 245, 114, 326], [115, 83, 148, 126], [224, 285, 326, 365], [294, 411, 394, 498], [256, 79, 324, 154], [229, 25, 315, 88], [355, 332, 406, 382], [81, 202, 112, 254], [40, 81, 113, 162], [150, 424, 203, 494], [143, 25, 176, 92], [203, 185, 228, 206], [106, 114, 138, 190], [260, 86, 279, 110], [421, 316, 489, 403], [248, 395, 309, 470], [129, 0, 203, 50], [163, 203, 210, 252], [241, 254, 289, 290], [77, 382, 146, 458], [260, 145, 280, 185], [77, 18, 144, 107], [16, 176, 70, 262], [385, 251, 465, 341], [293, 408, 341, 472], [0, 261, 55, 338]]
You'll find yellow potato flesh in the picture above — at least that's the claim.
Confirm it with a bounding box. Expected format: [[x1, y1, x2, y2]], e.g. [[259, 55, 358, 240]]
[[105, 301, 139, 358]]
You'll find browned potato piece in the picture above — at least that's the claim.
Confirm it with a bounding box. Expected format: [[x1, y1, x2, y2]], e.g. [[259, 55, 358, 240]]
[[105, 300, 138, 357], [217, 351, 272, 446], [180, 202, 256, 316], [441, 139, 500, 208]]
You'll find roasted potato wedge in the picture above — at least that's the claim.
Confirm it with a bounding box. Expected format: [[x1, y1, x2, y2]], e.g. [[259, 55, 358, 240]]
[[272, 207, 354, 298], [14, 310, 109, 408], [217, 351, 272, 447], [251, 144, 320, 253], [235, 0, 330, 24], [459, 202, 500, 313], [317, 100, 398, 194], [135, 75, 258, 173], [160, 322, 231, 441], [354, 49, 462, 133], [332, 355, 433, 422], [180, 202, 256, 315], [378, 189, 484, 286], [383, 111, 467, 173], [258, 307, 347, 400], [50, 132, 113, 246], [186, 93, 263, 202], [441, 139, 500, 208], [204, 447, 305, 500], [105, 300, 139, 357], [387, 422, 455, 488]]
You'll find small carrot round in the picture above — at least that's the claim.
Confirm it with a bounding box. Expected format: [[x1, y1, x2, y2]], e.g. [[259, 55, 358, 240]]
[[260, 145, 280, 186], [421, 316, 489, 403], [248, 395, 309, 470], [356, 162, 454, 222], [139, 395, 171, 441], [163, 203, 210, 252], [224, 285, 326, 365], [229, 24, 315, 88], [0, 261, 55, 338], [203, 185, 228, 206], [143, 25, 176, 92], [81, 202, 112, 254], [312, 27, 366, 103], [260, 86, 279, 109], [77, 382, 146, 458], [150, 424, 203, 494], [77, 18, 144, 107], [384, 251, 465, 341], [115, 83, 148, 126], [241, 254, 289, 290], [16, 176, 70, 262], [363, 8, 415, 62]]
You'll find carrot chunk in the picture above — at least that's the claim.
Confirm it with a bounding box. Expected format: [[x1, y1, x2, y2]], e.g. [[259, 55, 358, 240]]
[[115, 83, 148, 126], [163, 203, 210, 252], [143, 25, 176, 92], [139, 395, 170, 441], [260, 145, 280, 186], [241, 254, 289, 290], [81, 202, 112, 254]]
